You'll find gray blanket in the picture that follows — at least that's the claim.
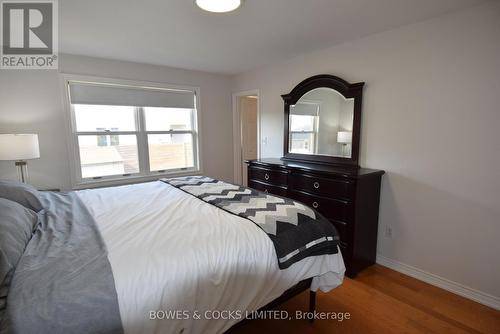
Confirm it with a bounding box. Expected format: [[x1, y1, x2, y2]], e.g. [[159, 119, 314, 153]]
[[1, 192, 123, 334]]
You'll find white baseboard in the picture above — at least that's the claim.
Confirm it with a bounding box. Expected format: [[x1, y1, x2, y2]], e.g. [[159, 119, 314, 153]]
[[376, 254, 500, 311]]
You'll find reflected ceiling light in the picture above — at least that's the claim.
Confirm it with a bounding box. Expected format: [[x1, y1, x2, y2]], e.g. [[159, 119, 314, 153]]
[[195, 0, 243, 13]]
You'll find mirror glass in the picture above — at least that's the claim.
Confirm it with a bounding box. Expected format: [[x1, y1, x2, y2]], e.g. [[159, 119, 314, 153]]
[[288, 88, 354, 158]]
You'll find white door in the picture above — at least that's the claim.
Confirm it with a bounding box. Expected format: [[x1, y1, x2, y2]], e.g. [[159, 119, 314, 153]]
[[240, 96, 258, 186]]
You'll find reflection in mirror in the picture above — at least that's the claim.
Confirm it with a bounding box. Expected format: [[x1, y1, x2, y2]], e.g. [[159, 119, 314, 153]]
[[289, 88, 354, 158]]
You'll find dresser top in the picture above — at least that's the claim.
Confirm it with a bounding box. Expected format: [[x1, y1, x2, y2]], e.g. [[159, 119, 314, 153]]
[[246, 158, 384, 179]]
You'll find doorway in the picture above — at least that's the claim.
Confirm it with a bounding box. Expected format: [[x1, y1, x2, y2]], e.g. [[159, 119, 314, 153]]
[[233, 90, 259, 186]]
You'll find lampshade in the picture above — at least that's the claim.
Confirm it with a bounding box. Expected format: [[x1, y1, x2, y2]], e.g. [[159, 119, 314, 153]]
[[0, 134, 40, 161], [337, 131, 352, 144]]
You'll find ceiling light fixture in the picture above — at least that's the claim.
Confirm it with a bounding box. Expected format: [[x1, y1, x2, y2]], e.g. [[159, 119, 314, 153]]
[[195, 0, 243, 13]]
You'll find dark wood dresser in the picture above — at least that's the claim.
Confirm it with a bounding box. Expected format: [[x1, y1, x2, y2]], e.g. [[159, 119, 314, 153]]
[[246, 158, 384, 278]]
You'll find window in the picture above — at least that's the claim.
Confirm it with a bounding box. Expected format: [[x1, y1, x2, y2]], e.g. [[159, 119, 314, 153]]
[[143, 107, 195, 172], [66, 78, 200, 185], [289, 102, 319, 154]]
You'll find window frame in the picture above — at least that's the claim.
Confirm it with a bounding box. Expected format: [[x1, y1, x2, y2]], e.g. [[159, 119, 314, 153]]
[[288, 100, 320, 154], [62, 74, 202, 189], [289, 130, 317, 154], [140, 106, 199, 173]]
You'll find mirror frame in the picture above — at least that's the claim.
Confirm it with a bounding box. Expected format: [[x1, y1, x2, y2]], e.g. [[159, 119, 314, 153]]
[[282, 74, 365, 167]]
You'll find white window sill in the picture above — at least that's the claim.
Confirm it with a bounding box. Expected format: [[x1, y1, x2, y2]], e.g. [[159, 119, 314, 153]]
[[72, 169, 202, 190]]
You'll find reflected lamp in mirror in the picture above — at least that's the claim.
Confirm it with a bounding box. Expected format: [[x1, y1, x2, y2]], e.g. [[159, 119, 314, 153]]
[[337, 131, 352, 157], [0, 134, 40, 183]]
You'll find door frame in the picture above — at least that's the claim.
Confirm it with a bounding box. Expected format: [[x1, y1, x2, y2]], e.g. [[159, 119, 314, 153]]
[[232, 89, 260, 184]]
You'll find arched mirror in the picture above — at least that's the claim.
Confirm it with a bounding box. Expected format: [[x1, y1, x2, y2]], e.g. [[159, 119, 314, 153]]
[[282, 74, 364, 167]]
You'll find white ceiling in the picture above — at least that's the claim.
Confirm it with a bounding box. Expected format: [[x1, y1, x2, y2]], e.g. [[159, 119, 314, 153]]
[[60, 0, 487, 75]]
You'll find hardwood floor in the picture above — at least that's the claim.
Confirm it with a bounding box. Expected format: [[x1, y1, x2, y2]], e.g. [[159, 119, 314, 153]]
[[231, 265, 500, 334]]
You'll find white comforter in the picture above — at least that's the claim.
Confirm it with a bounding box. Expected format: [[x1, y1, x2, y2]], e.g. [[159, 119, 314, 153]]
[[77, 180, 345, 334]]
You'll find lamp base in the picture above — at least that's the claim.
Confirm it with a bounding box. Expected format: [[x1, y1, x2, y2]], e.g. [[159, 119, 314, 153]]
[[15, 161, 28, 183]]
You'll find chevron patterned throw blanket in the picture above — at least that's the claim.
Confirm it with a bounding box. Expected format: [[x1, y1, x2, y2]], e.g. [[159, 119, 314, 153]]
[[161, 176, 339, 269]]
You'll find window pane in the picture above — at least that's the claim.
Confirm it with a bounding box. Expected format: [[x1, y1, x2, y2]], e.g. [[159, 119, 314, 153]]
[[148, 134, 194, 171], [74, 104, 136, 132], [290, 133, 315, 154], [290, 115, 315, 132], [78, 135, 139, 178], [144, 107, 192, 131]]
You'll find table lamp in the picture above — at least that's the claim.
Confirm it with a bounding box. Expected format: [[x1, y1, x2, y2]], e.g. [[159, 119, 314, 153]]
[[337, 131, 352, 157], [0, 134, 40, 183]]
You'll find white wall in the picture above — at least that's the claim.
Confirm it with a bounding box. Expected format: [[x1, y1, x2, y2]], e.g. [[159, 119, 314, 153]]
[[0, 54, 234, 190], [233, 2, 500, 301]]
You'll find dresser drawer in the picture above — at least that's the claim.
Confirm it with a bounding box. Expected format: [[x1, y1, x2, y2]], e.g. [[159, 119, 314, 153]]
[[248, 180, 288, 197], [289, 173, 353, 199], [249, 166, 287, 186], [289, 190, 350, 224]]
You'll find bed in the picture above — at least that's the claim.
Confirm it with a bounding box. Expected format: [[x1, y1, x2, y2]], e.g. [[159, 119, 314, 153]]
[[0, 177, 345, 334]]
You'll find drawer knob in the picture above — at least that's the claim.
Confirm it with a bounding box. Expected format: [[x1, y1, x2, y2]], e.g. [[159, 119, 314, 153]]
[[313, 182, 320, 189], [264, 173, 270, 180], [312, 201, 319, 209]]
